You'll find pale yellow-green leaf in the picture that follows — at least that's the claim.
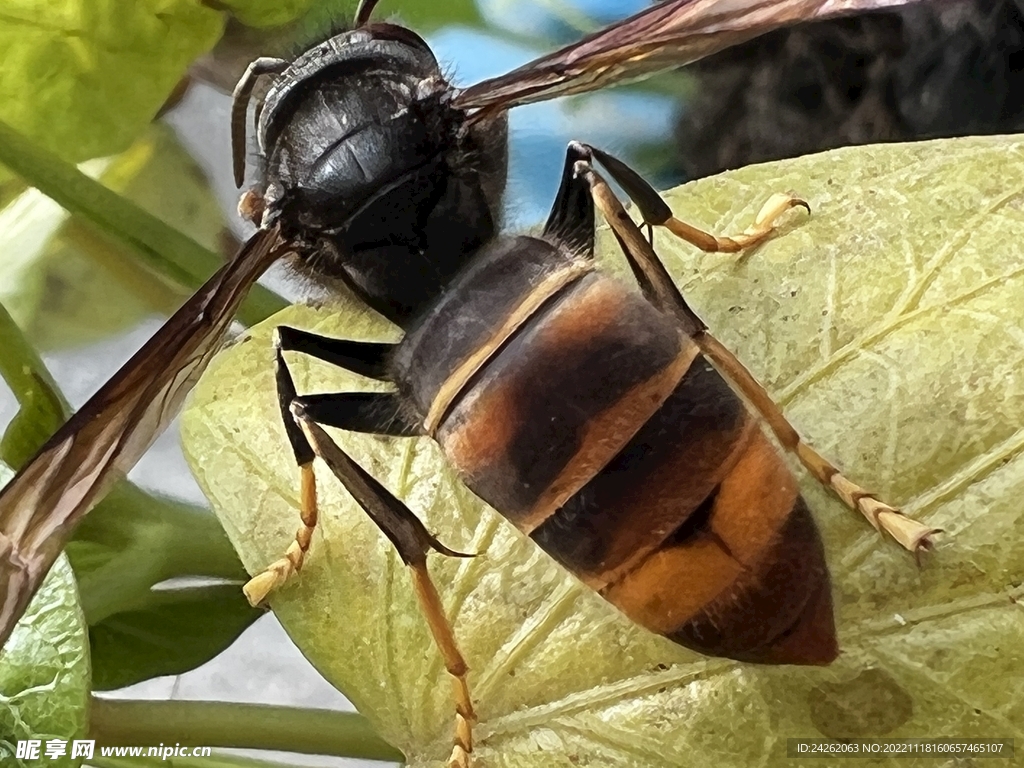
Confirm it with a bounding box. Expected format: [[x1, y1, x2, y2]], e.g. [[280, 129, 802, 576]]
[[0, 0, 223, 163], [182, 135, 1024, 767]]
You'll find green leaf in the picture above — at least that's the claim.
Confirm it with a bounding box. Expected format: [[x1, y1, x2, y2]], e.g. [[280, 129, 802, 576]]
[[0, 125, 233, 349], [0, 0, 223, 164], [181, 135, 1024, 767], [0, 464, 89, 766], [88, 584, 259, 692], [68, 486, 248, 625], [67, 482, 258, 690]]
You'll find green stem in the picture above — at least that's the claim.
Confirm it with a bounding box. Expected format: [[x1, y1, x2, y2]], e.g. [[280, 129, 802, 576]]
[[87, 752, 306, 768], [0, 300, 68, 468], [0, 118, 287, 327], [89, 698, 405, 764], [62, 217, 187, 318]]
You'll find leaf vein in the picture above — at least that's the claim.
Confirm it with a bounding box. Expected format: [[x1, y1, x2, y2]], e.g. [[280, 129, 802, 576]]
[[474, 578, 584, 704], [480, 661, 734, 739], [778, 262, 1024, 405]]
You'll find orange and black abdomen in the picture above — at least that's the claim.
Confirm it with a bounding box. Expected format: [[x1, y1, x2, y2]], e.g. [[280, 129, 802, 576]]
[[393, 235, 837, 666]]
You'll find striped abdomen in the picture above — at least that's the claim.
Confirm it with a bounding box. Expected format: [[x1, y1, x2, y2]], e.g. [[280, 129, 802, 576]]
[[393, 235, 837, 665]]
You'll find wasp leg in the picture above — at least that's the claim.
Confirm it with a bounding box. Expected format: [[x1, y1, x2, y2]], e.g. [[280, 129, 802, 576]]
[[275, 325, 396, 380], [577, 161, 940, 555], [542, 143, 597, 255], [578, 142, 808, 252], [292, 410, 476, 768], [243, 329, 405, 606]]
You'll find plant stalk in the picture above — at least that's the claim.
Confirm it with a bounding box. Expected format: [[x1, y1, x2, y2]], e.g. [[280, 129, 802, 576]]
[[89, 697, 405, 764], [0, 299, 68, 468], [0, 118, 287, 328], [86, 752, 311, 768]]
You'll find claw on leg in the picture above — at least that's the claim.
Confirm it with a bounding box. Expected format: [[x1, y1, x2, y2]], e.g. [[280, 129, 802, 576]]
[[578, 142, 806, 255], [662, 193, 810, 253], [826, 470, 941, 554], [243, 463, 319, 605]]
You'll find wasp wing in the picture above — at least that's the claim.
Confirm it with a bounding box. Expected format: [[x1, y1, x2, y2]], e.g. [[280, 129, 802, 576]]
[[0, 225, 283, 647], [454, 0, 920, 112]]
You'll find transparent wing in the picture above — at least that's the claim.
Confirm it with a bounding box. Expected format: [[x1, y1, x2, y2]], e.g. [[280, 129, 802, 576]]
[[0, 225, 283, 646], [454, 0, 921, 112]]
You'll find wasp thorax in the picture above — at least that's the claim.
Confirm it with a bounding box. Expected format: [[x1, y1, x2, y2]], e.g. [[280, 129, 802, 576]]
[[248, 24, 508, 327]]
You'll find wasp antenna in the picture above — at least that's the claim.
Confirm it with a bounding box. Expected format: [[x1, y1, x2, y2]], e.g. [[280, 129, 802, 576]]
[[354, 0, 383, 26], [231, 57, 289, 188]]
